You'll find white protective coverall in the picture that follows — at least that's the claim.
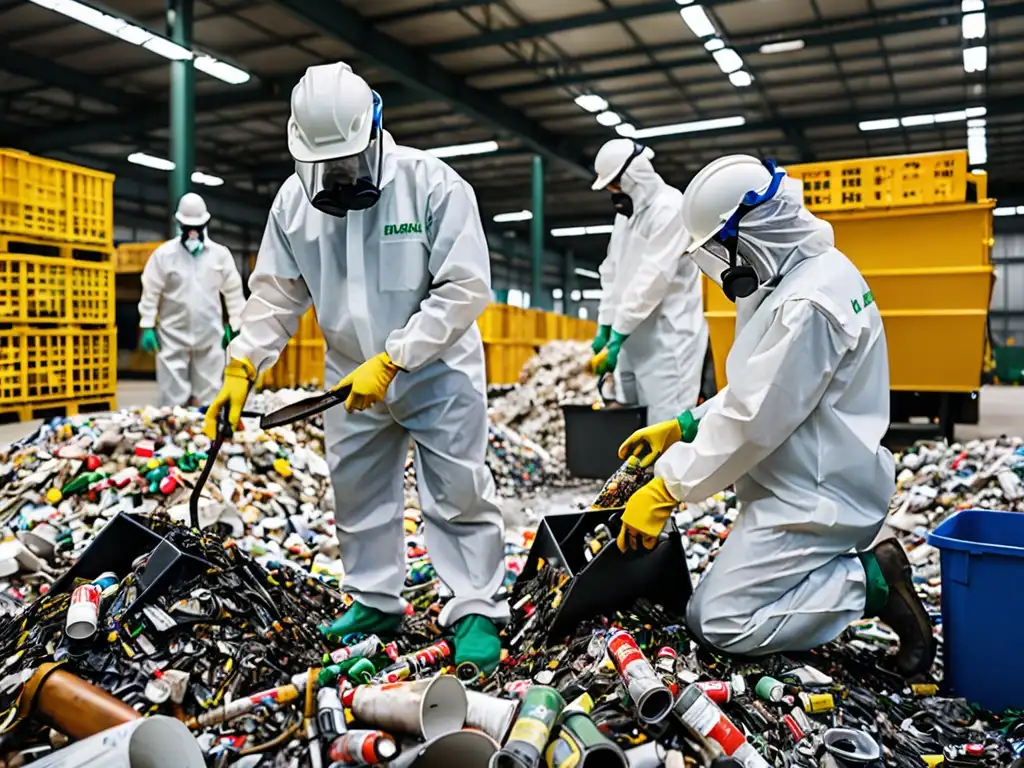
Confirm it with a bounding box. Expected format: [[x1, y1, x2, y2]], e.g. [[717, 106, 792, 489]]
[[596, 157, 708, 423], [229, 131, 509, 626], [661, 180, 896, 655], [138, 237, 245, 406]]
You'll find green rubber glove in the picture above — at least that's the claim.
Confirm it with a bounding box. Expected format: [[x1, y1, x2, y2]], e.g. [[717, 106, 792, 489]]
[[453, 614, 502, 678], [600, 330, 628, 375], [140, 328, 159, 353], [221, 325, 238, 350], [591, 324, 611, 354], [678, 409, 700, 443]]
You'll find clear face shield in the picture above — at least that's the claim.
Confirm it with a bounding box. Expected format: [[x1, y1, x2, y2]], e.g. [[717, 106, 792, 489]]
[[295, 93, 384, 218]]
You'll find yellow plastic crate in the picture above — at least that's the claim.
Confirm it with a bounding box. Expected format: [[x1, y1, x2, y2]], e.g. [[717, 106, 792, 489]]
[[259, 338, 326, 390], [477, 304, 508, 342], [0, 327, 117, 406], [0, 150, 114, 246], [295, 306, 324, 341], [0, 253, 114, 324], [115, 241, 163, 273], [787, 150, 968, 212]]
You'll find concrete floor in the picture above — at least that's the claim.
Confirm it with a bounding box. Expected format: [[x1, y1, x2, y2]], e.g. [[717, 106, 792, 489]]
[[3, 381, 1024, 448]]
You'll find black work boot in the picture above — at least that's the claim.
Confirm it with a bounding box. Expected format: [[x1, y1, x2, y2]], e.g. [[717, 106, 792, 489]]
[[864, 538, 936, 677]]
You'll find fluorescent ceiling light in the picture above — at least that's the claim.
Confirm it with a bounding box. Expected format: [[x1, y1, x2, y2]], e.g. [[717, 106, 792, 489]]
[[675, 0, 696, 4], [574, 94, 608, 113], [570, 289, 582, 301], [963, 45, 987, 73], [712, 48, 744, 74], [935, 110, 967, 123], [970, 168, 987, 174], [194, 55, 250, 85], [965, 106, 987, 117], [680, 5, 715, 37], [553, 226, 615, 238], [574, 267, 601, 279], [967, 127, 987, 165], [615, 123, 637, 138], [962, 11, 986, 39], [632, 114, 745, 139], [493, 210, 532, 223], [704, 38, 725, 52], [759, 39, 805, 54], [552, 288, 564, 299], [859, 118, 901, 131], [967, 117, 987, 128], [581, 289, 603, 301], [191, 171, 224, 187], [128, 151, 175, 171], [728, 70, 752, 87], [596, 111, 621, 127], [141, 36, 192, 60], [962, 0, 984, 10], [426, 140, 499, 158], [901, 114, 935, 127], [993, 207, 1016, 216]]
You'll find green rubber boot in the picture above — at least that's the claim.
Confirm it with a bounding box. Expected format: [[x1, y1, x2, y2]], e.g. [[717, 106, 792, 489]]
[[453, 615, 502, 678], [319, 602, 403, 645]]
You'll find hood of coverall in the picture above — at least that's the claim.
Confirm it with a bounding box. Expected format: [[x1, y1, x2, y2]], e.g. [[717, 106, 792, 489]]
[[734, 173, 836, 282], [618, 154, 664, 212]]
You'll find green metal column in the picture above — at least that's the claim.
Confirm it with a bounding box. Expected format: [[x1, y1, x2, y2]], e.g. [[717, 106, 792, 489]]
[[168, 0, 195, 233], [564, 249, 576, 317], [530, 154, 545, 310], [495, 288, 509, 304]]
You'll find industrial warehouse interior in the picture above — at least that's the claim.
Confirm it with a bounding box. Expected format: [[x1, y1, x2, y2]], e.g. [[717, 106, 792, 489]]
[[1, 0, 1023, 765]]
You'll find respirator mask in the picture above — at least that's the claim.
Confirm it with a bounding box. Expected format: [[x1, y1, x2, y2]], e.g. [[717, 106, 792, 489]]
[[179, 226, 205, 256], [605, 142, 648, 218]]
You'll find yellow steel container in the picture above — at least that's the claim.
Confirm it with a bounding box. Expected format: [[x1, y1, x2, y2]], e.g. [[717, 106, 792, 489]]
[[257, 308, 326, 389], [484, 342, 536, 385], [115, 241, 163, 273], [787, 150, 968, 213], [0, 327, 117, 407], [0, 253, 114, 324], [705, 265, 993, 393], [0, 150, 114, 246], [821, 203, 994, 269]]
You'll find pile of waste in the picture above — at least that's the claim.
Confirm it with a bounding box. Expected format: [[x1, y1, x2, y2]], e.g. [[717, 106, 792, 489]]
[[3, 399, 1024, 765], [488, 340, 601, 474]]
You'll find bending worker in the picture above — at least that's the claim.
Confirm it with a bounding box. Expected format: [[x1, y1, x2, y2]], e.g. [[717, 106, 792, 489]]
[[203, 62, 507, 675], [616, 155, 935, 676], [138, 192, 244, 407], [588, 139, 708, 422]]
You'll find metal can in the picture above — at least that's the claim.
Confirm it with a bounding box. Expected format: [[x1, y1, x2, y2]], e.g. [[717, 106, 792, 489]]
[[799, 692, 835, 714], [324, 635, 383, 665], [606, 629, 674, 724], [317, 687, 348, 741], [654, 647, 677, 676], [65, 583, 102, 640], [696, 680, 732, 705], [328, 730, 398, 765], [492, 685, 565, 768], [755, 676, 785, 703], [674, 685, 770, 768]]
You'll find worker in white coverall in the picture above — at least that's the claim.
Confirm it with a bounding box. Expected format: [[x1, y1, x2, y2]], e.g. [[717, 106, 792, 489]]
[[203, 62, 507, 675], [616, 155, 935, 676], [138, 193, 245, 407], [587, 140, 708, 423]]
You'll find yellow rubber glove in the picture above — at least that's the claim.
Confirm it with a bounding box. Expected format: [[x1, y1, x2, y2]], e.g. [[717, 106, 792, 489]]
[[618, 411, 700, 468], [335, 352, 401, 413], [203, 358, 256, 439], [617, 477, 679, 552]]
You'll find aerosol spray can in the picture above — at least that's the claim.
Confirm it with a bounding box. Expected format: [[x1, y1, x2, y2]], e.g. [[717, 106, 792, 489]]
[[317, 687, 348, 741], [328, 731, 398, 766], [673, 684, 770, 768], [490, 686, 564, 768], [324, 635, 385, 665], [371, 640, 451, 684], [696, 680, 733, 705], [605, 629, 674, 724]]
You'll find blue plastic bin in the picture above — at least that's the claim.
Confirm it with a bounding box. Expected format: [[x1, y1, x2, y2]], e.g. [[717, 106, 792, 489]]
[[927, 508, 1024, 712]]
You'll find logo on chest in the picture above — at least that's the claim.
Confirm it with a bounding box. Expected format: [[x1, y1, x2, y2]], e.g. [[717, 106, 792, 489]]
[[383, 221, 423, 237]]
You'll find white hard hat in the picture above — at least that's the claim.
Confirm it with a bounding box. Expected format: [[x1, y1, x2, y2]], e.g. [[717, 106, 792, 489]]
[[681, 155, 774, 253], [288, 62, 377, 163], [175, 192, 210, 227], [591, 138, 654, 190]]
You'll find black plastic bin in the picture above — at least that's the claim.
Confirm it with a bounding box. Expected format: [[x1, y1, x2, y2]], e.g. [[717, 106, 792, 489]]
[[562, 375, 647, 479]]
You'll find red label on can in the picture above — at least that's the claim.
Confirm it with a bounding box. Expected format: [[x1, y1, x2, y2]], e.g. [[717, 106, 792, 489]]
[[656, 646, 677, 660], [696, 680, 731, 705], [707, 714, 747, 755], [71, 584, 101, 607], [607, 631, 643, 671]]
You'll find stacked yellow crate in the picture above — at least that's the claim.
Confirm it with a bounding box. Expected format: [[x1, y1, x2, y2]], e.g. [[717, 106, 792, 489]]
[[477, 304, 598, 385], [257, 307, 326, 389], [0, 150, 117, 421]]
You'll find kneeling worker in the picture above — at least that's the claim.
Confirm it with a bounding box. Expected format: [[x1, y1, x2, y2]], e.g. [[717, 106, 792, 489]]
[[616, 155, 935, 676], [204, 62, 508, 675]]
